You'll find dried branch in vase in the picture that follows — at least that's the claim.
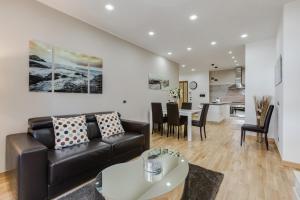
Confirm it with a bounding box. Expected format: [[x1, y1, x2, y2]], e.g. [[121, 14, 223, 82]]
[[254, 96, 271, 127]]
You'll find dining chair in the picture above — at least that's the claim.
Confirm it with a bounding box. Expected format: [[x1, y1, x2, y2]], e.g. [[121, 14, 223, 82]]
[[166, 103, 187, 139], [181, 102, 192, 110], [241, 105, 274, 150], [151, 102, 167, 136], [192, 104, 210, 141], [181, 102, 192, 127]]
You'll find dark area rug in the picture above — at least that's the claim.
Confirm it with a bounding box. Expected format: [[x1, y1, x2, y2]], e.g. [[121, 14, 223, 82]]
[[181, 164, 224, 200], [57, 164, 224, 200]]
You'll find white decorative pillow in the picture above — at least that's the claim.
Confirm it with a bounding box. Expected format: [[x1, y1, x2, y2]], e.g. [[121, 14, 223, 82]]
[[52, 115, 89, 150], [95, 112, 125, 138]]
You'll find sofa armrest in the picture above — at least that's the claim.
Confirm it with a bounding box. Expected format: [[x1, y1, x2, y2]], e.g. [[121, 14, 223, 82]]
[[121, 119, 150, 150], [6, 133, 48, 200]]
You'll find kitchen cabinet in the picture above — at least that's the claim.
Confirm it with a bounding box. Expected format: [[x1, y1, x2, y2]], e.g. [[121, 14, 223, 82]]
[[206, 103, 230, 123]]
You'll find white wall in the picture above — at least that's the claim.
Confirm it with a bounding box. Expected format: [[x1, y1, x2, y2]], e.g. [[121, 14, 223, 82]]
[[244, 0, 300, 164], [281, 0, 300, 163], [179, 70, 210, 109], [0, 0, 179, 172], [275, 20, 284, 155], [245, 39, 276, 138]]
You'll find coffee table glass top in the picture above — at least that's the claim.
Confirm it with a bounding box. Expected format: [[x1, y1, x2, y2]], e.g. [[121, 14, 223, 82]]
[[95, 148, 189, 200]]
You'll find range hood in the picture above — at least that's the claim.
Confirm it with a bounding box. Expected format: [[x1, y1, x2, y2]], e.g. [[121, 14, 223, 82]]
[[228, 67, 245, 90]]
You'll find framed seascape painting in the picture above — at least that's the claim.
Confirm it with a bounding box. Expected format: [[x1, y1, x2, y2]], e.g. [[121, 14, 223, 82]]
[[29, 40, 103, 94], [53, 47, 103, 93], [29, 41, 53, 92], [53, 47, 89, 93], [88, 57, 103, 94], [148, 73, 170, 90]]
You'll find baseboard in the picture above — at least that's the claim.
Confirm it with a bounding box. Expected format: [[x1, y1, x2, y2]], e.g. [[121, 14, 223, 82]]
[[281, 161, 300, 170]]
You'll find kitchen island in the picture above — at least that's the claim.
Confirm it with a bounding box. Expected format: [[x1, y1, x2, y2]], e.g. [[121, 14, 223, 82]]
[[205, 102, 231, 123]]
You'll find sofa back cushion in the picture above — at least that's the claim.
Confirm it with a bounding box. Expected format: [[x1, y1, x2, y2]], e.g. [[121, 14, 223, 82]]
[[28, 112, 116, 149]]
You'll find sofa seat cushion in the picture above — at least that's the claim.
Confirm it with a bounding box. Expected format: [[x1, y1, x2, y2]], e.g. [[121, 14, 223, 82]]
[[101, 133, 145, 154], [48, 139, 112, 185]]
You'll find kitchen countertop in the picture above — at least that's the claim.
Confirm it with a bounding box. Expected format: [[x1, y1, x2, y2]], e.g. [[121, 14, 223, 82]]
[[201, 102, 245, 106], [205, 102, 231, 105]]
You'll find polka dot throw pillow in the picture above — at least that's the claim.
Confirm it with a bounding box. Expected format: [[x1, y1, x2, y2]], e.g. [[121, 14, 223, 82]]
[[95, 112, 125, 138], [52, 115, 89, 150]]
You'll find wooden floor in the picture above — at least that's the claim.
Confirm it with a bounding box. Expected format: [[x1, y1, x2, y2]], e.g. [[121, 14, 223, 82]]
[[151, 118, 296, 200], [0, 171, 14, 200], [0, 118, 296, 200]]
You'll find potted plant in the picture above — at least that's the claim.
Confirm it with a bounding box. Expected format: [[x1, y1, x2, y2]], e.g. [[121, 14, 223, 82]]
[[169, 88, 181, 103]]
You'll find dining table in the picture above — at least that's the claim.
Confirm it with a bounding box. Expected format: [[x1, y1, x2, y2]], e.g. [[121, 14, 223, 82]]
[[161, 108, 202, 142]]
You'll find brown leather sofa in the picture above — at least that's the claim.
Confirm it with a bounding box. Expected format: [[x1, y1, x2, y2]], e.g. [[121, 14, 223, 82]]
[[6, 112, 150, 200]]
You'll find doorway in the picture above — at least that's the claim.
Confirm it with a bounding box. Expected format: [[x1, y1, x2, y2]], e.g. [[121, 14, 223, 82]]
[[179, 81, 188, 107]]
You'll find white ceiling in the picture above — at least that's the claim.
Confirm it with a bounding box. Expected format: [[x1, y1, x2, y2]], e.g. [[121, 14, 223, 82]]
[[37, 0, 291, 71]]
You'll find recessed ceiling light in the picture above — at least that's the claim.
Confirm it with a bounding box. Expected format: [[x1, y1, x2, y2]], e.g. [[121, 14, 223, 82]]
[[181, 64, 186, 68], [232, 56, 235, 59], [191, 68, 195, 71], [189, 14, 198, 21], [148, 31, 155, 36], [166, 182, 172, 187], [241, 34, 248, 38], [211, 41, 217, 46], [187, 47, 192, 51], [105, 4, 115, 11], [228, 51, 233, 54], [167, 52, 173, 55], [234, 60, 238, 63], [236, 63, 239, 66]]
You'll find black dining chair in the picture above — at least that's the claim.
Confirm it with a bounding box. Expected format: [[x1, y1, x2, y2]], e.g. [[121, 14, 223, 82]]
[[241, 105, 274, 150], [192, 104, 210, 141], [166, 103, 187, 139], [151, 102, 167, 136], [181, 102, 192, 110], [181, 102, 192, 127]]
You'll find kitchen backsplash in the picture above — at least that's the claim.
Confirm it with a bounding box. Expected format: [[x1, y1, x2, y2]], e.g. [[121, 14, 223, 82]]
[[210, 84, 245, 103]]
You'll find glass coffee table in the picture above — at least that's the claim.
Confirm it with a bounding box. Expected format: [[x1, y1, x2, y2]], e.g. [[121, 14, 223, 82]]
[[95, 148, 189, 200]]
